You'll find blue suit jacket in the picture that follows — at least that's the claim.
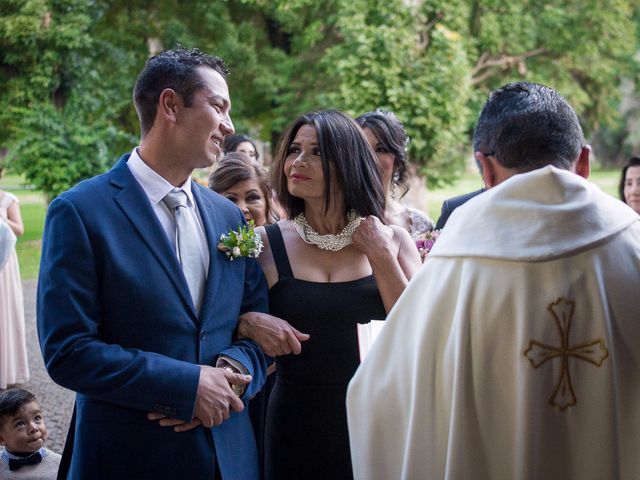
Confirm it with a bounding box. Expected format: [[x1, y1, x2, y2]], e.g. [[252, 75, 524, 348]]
[[37, 155, 269, 480]]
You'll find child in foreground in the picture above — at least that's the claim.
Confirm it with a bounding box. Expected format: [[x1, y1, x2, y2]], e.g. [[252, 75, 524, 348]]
[[0, 388, 60, 479]]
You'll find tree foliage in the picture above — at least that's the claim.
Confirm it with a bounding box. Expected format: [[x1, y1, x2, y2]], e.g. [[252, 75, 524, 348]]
[[1, 0, 638, 198], [0, 0, 129, 199]]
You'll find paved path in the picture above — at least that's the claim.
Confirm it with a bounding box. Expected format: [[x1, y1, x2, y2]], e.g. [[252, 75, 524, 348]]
[[21, 279, 74, 454]]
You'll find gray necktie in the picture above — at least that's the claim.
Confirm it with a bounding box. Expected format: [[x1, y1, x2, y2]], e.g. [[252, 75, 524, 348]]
[[162, 189, 206, 313]]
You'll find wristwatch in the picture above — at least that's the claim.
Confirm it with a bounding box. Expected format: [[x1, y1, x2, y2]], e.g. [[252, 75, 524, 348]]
[[220, 363, 247, 397]]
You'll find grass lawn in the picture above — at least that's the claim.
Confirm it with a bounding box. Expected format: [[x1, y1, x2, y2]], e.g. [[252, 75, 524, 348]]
[[426, 173, 485, 220], [1, 167, 623, 280], [16, 199, 46, 280]]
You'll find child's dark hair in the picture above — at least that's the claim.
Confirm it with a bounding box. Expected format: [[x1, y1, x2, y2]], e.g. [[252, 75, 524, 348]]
[[0, 388, 37, 427]]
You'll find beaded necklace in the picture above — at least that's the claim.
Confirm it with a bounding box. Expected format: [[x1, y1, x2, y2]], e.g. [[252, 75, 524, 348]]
[[292, 210, 362, 251]]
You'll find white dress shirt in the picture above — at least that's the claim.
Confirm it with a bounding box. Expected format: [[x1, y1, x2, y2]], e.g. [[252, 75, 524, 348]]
[[126, 148, 209, 276]]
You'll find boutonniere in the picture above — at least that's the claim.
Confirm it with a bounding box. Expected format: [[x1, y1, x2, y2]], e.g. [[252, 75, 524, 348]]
[[415, 229, 441, 261], [217, 220, 264, 261]]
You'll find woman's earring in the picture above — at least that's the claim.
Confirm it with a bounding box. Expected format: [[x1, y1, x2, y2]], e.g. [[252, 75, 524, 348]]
[[391, 171, 400, 199]]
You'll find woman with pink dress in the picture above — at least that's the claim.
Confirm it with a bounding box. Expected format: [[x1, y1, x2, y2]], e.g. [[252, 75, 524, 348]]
[[0, 169, 29, 390]]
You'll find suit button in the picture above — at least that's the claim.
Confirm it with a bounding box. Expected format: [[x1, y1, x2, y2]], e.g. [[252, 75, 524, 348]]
[[200, 330, 205, 341]]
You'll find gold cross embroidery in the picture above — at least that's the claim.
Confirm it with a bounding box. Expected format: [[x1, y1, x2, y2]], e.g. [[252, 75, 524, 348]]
[[524, 297, 608, 410]]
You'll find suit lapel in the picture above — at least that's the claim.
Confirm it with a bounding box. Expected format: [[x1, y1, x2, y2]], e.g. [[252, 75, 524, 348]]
[[192, 184, 225, 321], [109, 156, 198, 322]]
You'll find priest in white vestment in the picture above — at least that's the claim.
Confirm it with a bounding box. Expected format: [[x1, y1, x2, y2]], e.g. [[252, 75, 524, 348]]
[[347, 82, 640, 480]]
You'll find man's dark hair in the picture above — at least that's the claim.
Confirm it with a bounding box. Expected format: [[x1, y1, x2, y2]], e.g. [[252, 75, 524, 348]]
[[271, 110, 385, 219], [356, 109, 410, 198], [619, 156, 640, 202], [133, 46, 229, 137], [0, 388, 37, 428], [473, 82, 584, 171]]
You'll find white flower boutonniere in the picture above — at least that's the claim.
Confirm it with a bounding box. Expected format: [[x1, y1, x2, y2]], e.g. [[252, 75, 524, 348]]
[[217, 220, 264, 261]]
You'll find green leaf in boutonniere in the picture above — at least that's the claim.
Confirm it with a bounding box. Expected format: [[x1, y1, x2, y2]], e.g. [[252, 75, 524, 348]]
[[217, 220, 264, 261]]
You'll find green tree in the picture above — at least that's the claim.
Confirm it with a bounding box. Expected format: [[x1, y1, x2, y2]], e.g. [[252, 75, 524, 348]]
[[464, 0, 639, 135], [2, 0, 639, 197], [234, 0, 472, 185], [0, 0, 134, 200], [321, 0, 472, 184], [234, 0, 640, 179]]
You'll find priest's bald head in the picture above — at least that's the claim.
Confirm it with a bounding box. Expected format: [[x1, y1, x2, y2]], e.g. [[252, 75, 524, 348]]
[[473, 82, 590, 188]]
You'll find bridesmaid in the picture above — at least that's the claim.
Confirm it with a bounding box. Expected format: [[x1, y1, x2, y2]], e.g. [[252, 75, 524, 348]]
[[0, 167, 29, 390]]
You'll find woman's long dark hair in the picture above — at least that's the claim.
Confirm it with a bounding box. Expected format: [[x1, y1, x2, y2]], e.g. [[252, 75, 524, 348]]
[[222, 134, 260, 161], [356, 109, 410, 198], [271, 110, 385, 220]]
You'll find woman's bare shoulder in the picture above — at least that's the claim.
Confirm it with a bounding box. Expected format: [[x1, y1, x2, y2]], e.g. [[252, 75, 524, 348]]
[[255, 226, 275, 274], [389, 223, 413, 242]]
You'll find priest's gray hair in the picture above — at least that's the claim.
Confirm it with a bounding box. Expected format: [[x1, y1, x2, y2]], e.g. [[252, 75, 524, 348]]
[[472, 82, 585, 172]]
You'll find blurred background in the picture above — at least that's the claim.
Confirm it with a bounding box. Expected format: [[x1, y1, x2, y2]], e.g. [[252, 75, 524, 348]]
[[1, 0, 638, 278]]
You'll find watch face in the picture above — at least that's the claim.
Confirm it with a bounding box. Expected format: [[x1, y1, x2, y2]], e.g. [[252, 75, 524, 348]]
[[221, 364, 246, 397], [231, 383, 246, 397]]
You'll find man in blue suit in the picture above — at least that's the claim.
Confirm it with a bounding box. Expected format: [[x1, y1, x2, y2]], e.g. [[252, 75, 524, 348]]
[[37, 47, 269, 479]]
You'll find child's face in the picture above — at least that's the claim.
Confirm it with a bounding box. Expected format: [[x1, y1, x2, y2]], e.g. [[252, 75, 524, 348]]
[[0, 401, 48, 453]]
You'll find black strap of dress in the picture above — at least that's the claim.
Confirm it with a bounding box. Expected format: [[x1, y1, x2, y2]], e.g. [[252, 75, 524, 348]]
[[265, 223, 294, 281]]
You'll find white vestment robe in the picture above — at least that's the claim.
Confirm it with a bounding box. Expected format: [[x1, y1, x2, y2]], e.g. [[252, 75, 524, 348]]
[[347, 166, 640, 480]]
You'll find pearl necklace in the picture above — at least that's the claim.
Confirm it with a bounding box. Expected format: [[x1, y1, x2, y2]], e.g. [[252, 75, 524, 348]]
[[292, 210, 363, 251]]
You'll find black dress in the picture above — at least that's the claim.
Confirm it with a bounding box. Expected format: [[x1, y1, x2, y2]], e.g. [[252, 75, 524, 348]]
[[264, 224, 386, 480]]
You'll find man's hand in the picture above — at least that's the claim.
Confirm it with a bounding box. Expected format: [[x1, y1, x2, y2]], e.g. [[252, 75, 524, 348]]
[[237, 312, 310, 357], [146, 413, 202, 433], [147, 366, 251, 431], [194, 365, 250, 427]]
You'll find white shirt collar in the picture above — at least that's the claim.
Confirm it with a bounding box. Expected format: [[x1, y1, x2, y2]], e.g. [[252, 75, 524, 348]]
[[127, 148, 196, 207], [1, 447, 47, 460]]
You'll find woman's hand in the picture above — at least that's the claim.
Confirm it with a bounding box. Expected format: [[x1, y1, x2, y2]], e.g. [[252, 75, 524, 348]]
[[353, 217, 421, 314], [3, 196, 24, 236], [147, 413, 202, 432], [352, 215, 399, 260], [237, 312, 310, 357]]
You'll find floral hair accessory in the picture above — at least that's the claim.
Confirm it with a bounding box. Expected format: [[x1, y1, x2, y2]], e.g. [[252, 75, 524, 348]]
[[217, 220, 264, 260], [415, 229, 440, 261]]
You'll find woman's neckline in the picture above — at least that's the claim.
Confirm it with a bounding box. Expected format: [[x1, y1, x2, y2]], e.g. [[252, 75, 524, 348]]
[[272, 274, 374, 287]]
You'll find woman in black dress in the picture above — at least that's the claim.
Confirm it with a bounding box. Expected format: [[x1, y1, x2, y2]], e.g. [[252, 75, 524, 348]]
[[237, 110, 421, 479]]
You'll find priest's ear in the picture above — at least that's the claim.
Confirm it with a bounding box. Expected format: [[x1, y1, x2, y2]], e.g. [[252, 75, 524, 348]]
[[574, 145, 591, 179], [475, 151, 504, 189]]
